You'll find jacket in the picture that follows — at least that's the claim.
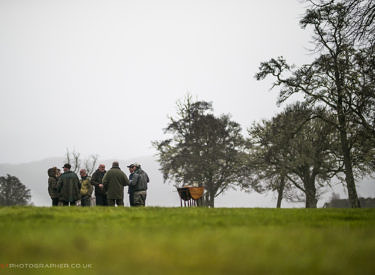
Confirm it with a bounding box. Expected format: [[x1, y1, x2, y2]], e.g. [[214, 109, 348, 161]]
[[129, 168, 149, 192], [102, 167, 129, 200], [57, 171, 81, 202], [128, 173, 134, 194], [91, 169, 106, 195], [47, 167, 59, 199]]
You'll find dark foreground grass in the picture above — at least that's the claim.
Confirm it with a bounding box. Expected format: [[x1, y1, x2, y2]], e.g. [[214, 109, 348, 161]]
[[0, 207, 374, 275]]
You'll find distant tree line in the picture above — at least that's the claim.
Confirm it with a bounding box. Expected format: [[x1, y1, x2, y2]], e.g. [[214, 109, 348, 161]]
[[324, 193, 375, 208], [154, 0, 375, 208]]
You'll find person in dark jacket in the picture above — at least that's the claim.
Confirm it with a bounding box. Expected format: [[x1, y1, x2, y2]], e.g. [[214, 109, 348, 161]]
[[127, 164, 136, 206], [91, 164, 107, 206], [102, 161, 129, 206], [128, 163, 149, 206], [47, 167, 59, 206], [57, 163, 81, 206]]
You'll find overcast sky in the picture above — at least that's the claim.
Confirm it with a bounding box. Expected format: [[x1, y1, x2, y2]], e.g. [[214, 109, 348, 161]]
[[0, 0, 312, 164]]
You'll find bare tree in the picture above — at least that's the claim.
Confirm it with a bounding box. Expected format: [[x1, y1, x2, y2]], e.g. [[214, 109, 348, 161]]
[[65, 149, 98, 176], [84, 155, 99, 176]]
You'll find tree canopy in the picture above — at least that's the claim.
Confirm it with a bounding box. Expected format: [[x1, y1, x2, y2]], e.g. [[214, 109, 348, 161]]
[[255, 0, 375, 207], [153, 95, 246, 207], [0, 174, 31, 206], [245, 103, 340, 208]]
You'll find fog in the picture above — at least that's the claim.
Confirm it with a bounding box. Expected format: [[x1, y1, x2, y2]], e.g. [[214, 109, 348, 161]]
[[0, 0, 312, 164]]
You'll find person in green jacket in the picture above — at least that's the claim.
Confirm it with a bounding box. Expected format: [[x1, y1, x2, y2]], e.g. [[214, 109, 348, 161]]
[[47, 167, 59, 206], [102, 161, 129, 206], [79, 169, 93, 207], [57, 163, 81, 206]]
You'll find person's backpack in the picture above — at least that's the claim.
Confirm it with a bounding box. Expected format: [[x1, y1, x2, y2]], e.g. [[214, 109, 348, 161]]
[[80, 177, 93, 196]]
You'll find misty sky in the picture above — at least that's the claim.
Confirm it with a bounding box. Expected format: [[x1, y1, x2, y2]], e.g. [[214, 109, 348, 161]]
[[0, 0, 312, 164]]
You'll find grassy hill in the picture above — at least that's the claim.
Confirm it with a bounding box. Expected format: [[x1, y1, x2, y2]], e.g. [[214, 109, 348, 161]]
[[0, 207, 374, 274]]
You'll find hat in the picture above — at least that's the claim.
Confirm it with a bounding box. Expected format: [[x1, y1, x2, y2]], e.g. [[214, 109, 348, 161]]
[[62, 163, 71, 169], [127, 163, 140, 168]]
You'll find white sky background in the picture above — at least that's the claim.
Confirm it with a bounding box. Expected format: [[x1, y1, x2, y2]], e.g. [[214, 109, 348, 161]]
[[0, 0, 312, 164]]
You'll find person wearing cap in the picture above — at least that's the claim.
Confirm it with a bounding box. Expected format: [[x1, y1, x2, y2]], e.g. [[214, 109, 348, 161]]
[[91, 164, 107, 206], [79, 169, 93, 207], [57, 163, 81, 206], [127, 164, 136, 206], [128, 163, 149, 206], [102, 161, 129, 206]]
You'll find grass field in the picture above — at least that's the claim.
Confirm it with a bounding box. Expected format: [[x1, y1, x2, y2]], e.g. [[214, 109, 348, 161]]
[[0, 207, 374, 275]]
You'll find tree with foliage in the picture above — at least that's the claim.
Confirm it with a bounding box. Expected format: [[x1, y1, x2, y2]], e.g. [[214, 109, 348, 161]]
[[244, 116, 295, 208], [342, 0, 375, 166], [256, 1, 375, 207], [153, 96, 246, 207], [243, 147, 295, 208], [0, 174, 31, 206], [245, 103, 340, 208]]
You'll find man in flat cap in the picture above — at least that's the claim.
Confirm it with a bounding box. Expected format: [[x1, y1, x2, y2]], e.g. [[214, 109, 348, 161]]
[[128, 163, 149, 207], [57, 163, 81, 206], [102, 161, 129, 206]]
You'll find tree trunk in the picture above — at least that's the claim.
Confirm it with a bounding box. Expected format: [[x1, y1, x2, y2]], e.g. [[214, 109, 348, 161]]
[[305, 188, 317, 208], [203, 193, 210, 207], [337, 110, 361, 208], [303, 174, 317, 208], [340, 134, 361, 208], [276, 176, 285, 208], [335, 63, 361, 208], [208, 190, 215, 208], [203, 190, 215, 207]]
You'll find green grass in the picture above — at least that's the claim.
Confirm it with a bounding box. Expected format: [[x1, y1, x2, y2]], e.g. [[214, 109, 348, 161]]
[[0, 207, 374, 274]]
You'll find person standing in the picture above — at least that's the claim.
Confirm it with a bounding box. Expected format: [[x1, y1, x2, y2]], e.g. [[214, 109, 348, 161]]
[[47, 167, 59, 206], [79, 169, 93, 207], [56, 168, 61, 179], [57, 163, 81, 206], [127, 164, 136, 206], [128, 163, 149, 207], [91, 164, 107, 206], [102, 161, 129, 206]]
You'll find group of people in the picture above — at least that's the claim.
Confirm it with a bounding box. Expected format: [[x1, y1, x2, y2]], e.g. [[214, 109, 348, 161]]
[[47, 161, 149, 207]]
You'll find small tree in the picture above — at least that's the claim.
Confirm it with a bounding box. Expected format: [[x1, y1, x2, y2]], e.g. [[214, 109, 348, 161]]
[[0, 174, 31, 206]]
